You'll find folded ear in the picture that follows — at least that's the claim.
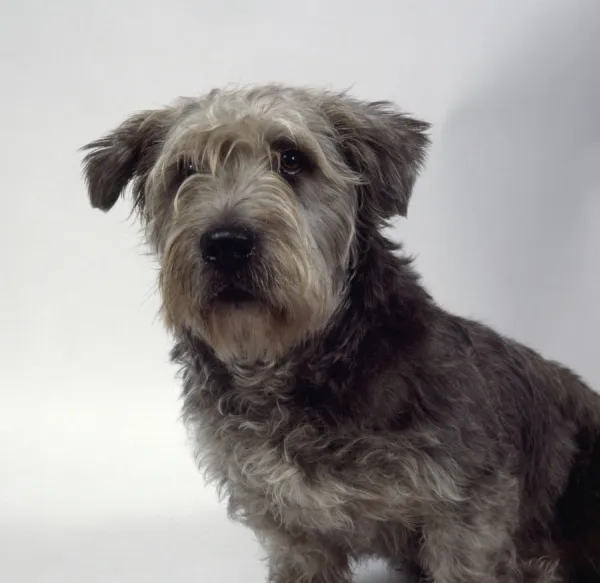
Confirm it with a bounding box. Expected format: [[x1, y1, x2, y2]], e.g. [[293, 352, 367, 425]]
[[322, 96, 430, 222], [81, 108, 174, 212]]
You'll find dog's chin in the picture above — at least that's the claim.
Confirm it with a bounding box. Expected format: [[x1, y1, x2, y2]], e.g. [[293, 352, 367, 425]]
[[194, 285, 306, 364]]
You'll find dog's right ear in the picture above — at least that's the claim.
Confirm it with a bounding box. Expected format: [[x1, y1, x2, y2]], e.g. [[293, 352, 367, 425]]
[[81, 109, 174, 212]]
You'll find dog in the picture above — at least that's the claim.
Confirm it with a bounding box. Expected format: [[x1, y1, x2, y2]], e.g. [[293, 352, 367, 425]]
[[81, 85, 600, 583]]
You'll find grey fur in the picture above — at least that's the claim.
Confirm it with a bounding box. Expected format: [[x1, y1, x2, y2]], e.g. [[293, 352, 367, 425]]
[[81, 85, 600, 583]]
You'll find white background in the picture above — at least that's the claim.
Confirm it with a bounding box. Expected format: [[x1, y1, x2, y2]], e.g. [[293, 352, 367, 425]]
[[1, 1, 599, 581]]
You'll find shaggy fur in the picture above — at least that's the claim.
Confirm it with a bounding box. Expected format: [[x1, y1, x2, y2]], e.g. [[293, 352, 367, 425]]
[[81, 85, 600, 583]]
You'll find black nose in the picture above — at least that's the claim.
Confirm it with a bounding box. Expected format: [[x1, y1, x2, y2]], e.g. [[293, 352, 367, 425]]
[[200, 227, 256, 269]]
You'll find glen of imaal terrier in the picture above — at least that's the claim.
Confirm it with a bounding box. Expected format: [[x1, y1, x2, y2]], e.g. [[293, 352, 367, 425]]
[[82, 85, 600, 583]]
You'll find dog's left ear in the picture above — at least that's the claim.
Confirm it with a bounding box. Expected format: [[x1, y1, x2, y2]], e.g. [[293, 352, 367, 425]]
[[81, 108, 175, 212], [322, 96, 430, 221]]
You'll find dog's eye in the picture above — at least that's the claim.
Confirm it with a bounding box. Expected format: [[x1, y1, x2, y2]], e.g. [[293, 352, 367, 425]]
[[176, 159, 197, 181], [278, 149, 307, 178]]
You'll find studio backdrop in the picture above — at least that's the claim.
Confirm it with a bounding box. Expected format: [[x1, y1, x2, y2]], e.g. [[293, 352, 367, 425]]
[[1, 1, 598, 581]]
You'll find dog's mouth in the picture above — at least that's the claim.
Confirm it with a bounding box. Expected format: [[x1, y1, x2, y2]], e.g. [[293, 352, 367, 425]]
[[213, 285, 257, 305]]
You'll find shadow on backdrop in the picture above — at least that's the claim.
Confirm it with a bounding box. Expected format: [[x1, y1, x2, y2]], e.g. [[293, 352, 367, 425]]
[[409, 0, 599, 385]]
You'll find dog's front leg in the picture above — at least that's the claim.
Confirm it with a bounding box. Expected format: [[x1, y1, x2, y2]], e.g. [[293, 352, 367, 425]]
[[419, 516, 518, 583], [256, 521, 352, 583]]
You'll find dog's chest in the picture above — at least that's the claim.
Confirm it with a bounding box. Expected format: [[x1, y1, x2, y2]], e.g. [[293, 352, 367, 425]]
[[191, 368, 429, 535], [192, 369, 362, 531], [213, 420, 365, 532]]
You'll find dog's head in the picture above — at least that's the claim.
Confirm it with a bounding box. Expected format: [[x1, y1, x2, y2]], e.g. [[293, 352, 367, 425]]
[[82, 86, 429, 363]]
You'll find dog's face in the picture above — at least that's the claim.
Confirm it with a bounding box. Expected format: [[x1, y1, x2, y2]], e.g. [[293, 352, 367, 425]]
[[82, 86, 429, 363]]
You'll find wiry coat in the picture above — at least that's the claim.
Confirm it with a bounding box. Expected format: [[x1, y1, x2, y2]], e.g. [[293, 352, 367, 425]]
[[81, 85, 600, 583]]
